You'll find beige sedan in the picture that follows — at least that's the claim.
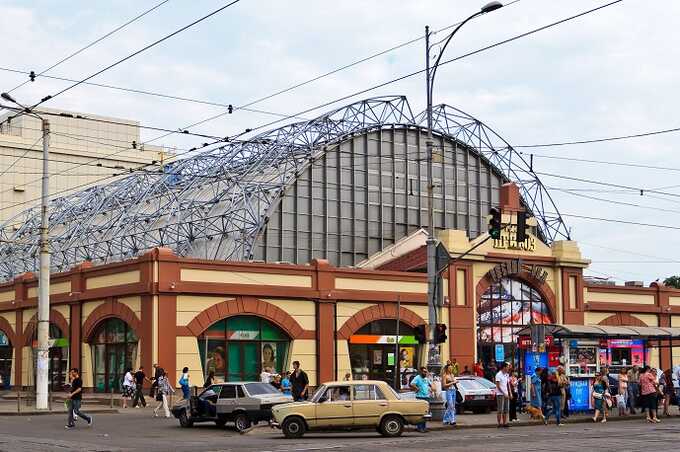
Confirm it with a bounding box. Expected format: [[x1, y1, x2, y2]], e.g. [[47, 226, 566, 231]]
[[271, 380, 429, 438]]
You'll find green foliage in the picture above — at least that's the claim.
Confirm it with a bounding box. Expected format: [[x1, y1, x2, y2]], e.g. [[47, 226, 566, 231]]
[[663, 276, 680, 289]]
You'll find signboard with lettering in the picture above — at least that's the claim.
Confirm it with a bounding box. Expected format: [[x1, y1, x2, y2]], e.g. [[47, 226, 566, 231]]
[[488, 259, 548, 285], [492, 225, 536, 251]]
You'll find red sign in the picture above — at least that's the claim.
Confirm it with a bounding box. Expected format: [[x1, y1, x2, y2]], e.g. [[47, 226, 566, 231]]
[[518, 336, 531, 349], [599, 339, 608, 348], [545, 335, 554, 347]]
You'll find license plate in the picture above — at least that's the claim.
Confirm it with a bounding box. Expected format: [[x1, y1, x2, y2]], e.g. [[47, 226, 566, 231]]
[[474, 395, 486, 400]]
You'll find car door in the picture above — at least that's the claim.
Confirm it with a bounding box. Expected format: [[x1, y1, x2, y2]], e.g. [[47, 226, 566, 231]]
[[216, 384, 237, 416], [352, 384, 386, 427], [314, 385, 353, 428]]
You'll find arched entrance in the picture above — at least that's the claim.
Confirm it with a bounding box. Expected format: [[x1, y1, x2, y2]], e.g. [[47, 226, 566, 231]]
[[477, 277, 553, 374], [0, 329, 11, 389], [90, 318, 138, 393], [348, 319, 421, 389], [29, 324, 68, 391], [198, 316, 291, 382]]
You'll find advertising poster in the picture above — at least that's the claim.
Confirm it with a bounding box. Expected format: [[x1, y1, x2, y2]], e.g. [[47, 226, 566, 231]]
[[568, 378, 592, 411], [399, 347, 414, 369], [261, 342, 277, 370], [524, 351, 548, 376], [495, 344, 505, 363]]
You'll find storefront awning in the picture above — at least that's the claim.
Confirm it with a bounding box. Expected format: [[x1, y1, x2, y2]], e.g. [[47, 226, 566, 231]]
[[516, 324, 680, 340]]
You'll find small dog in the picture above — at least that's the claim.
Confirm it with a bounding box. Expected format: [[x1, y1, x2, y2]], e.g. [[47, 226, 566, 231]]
[[525, 405, 545, 420]]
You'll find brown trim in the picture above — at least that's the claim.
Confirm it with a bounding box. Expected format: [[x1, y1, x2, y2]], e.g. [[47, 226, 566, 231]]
[[562, 268, 584, 324], [585, 285, 659, 295], [81, 299, 142, 342], [69, 303, 82, 372], [336, 303, 426, 340], [157, 295, 177, 377], [585, 302, 661, 313], [0, 315, 16, 345], [184, 296, 313, 340], [449, 263, 475, 369], [22, 309, 70, 346], [176, 325, 192, 337], [598, 313, 648, 327], [485, 253, 557, 265], [316, 302, 335, 384], [140, 295, 154, 383]]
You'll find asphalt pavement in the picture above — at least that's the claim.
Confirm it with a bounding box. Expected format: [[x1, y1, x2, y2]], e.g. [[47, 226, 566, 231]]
[[0, 406, 678, 452]]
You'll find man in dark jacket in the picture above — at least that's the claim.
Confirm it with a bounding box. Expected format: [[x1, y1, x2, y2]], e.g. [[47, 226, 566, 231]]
[[289, 361, 309, 401]]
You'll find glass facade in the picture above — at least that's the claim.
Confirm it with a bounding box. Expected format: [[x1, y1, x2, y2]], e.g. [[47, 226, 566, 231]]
[[0, 330, 11, 389], [198, 316, 290, 382], [31, 324, 68, 391], [477, 278, 553, 369], [91, 318, 138, 393]]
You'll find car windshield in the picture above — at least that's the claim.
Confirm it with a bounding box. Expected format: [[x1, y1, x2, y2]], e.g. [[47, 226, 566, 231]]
[[473, 378, 496, 389], [311, 385, 327, 402], [457, 379, 487, 390], [244, 383, 281, 396]]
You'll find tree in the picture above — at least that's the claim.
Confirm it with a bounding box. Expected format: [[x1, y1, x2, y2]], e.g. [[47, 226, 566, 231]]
[[663, 276, 680, 289]]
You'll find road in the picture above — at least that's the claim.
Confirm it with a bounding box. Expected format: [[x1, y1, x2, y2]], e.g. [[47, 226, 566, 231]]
[[0, 408, 678, 452]]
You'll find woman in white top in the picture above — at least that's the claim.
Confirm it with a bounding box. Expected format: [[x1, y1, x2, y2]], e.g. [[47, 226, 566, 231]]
[[153, 370, 175, 418], [122, 368, 135, 408]]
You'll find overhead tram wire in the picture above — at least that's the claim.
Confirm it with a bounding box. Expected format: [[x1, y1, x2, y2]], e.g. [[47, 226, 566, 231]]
[[6, 0, 243, 119], [5, 0, 171, 94], [0, 1, 625, 216], [0, 134, 45, 178], [547, 212, 680, 231], [514, 125, 680, 149]]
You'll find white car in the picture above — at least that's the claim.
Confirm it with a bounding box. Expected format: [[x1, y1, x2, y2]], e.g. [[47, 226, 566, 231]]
[[454, 376, 496, 414]]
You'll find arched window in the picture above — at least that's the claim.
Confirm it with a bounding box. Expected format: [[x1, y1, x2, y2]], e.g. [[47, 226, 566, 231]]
[[477, 278, 552, 368], [198, 316, 290, 382], [91, 319, 138, 393], [0, 330, 11, 389]]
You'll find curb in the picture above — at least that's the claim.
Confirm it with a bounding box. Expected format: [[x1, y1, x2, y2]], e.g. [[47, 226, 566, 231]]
[[410, 414, 652, 431], [0, 409, 119, 417]]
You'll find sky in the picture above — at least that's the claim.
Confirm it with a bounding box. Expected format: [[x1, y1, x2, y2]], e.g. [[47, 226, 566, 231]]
[[0, 0, 679, 284]]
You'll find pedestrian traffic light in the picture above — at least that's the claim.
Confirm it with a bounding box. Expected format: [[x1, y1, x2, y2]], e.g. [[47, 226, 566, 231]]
[[488, 207, 502, 239], [414, 324, 427, 344], [516, 210, 527, 243], [434, 323, 447, 344]]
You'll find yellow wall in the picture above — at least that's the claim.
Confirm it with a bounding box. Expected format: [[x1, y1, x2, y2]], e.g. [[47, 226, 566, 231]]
[[336, 302, 375, 332], [289, 339, 317, 386], [335, 277, 426, 293], [336, 339, 351, 381], [86, 270, 140, 290], [0, 291, 14, 303], [180, 269, 312, 288], [53, 304, 70, 325], [22, 308, 36, 332], [584, 312, 613, 325], [21, 346, 32, 387], [27, 281, 72, 299], [81, 300, 105, 325], [669, 297, 680, 306], [176, 336, 204, 388], [118, 296, 141, 321], [632, 314, 658, 327], [0, 312, 16, 335], [262, 299, 316, 331], [81, 343, 93, 388], [585, 290, 655, 305], [176, 295, 233, 327]]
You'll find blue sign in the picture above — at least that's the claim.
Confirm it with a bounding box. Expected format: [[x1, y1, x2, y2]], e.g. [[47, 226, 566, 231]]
[[524, 351, 548, 376], [568, 378, 592, 412], [495, 344, 505, 362]]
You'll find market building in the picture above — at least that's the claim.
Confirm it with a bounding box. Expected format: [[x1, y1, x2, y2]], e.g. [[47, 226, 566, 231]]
[[0, 97, 679, 392]]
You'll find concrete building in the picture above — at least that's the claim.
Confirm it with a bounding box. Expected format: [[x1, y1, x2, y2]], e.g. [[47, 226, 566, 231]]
[[0, 107, 167, 225]]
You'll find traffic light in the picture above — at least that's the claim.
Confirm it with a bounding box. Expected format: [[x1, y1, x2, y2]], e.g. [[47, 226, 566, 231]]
[[414, 324, 427, 344], [488, 207, 502, 239], [434, 323, 447, 344], [516, 210, 527, 242]]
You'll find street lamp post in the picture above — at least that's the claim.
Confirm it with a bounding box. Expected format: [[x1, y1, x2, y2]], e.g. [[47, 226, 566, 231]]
[[1, 93, 51, 410], [424, 1, 503, 369]]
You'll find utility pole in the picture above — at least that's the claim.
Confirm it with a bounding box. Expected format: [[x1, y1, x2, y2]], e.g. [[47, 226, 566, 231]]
[[423, 2, 504, 372], [35, 117, 51, 410], [1, 92, 51, 410]]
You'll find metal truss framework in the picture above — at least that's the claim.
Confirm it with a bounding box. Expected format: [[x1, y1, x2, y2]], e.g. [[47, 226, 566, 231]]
[[0, 96, 569, 281]]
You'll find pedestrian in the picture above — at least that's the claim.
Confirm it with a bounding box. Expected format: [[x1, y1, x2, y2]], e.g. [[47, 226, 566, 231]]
[[281, 371, 292, 396], [65, 368, 93, 429], [260, 366, 273, 383], [461, 365, 471, 376], [289, 361, 309, 401], [122, 367, 134, 408], [639, 365, 660, 423], [342, 372, 352, 381], [150, 363, 164, 398], [618, 368, 629, 416], [441, 363, 457, 426], [153, 369, 175, 418], [494, 362, 511, 428], [270, 373, 282, 390], [558, 366, 570, 419], [509, 370, 519, 422], [544, 369, 564, 426], [661, 368, 674, 416], [473, 360, 484, 378], [179, 367, 191, 400], [451, 358, 460, 377], [132, 365, 150, 408], [528, 367, 545, 421], [591, 372, 608, 423], [203, 370, 215, 388], [627, 365, 639, 414], [410, 366, 433, 433]]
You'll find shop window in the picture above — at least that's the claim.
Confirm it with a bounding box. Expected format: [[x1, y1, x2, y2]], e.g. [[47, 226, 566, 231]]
[[32, 323, 68, 391], [90, 318, 138, 393], [198, 315, 290, 383], [0, 330, 11, 389]]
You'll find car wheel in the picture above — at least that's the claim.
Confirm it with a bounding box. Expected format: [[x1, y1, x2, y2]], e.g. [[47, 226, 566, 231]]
[[234, 413, 252, 432], [379, 415, 404, 437], [178, 410, 193, 428], [215, 416, 227, 428], [282, 416, 306, 439]]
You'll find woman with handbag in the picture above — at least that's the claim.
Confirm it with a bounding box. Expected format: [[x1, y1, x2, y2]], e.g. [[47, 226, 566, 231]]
[[639, 366, 660, 423], [591, 373, 608, 423], [441, 364, 458, 426], [153, 370, 175, 418]]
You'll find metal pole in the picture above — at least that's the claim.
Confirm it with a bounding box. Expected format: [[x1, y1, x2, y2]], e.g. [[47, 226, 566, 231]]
[[425, 25, 438, 369], [35, 118, 50, 410], [394, 295, 401, 391]]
